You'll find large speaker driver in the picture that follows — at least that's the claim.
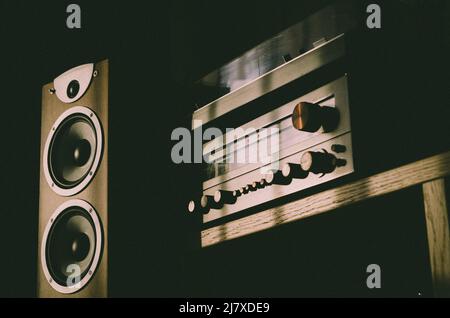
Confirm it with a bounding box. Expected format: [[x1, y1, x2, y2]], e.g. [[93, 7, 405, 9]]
[[41, 199, 103, 294], [43, 106, 103, 197]]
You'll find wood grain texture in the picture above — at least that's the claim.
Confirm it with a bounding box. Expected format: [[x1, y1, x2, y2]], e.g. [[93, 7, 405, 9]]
[[423, 179, 450, 297], [202, 151, 450, 248], [38, 60, 109, 298]]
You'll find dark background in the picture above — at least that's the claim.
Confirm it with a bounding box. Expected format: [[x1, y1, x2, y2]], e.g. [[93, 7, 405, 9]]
[[0, 0, 447, 297]]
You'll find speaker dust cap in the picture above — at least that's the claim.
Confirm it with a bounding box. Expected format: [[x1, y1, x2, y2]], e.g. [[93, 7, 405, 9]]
[[43, 106, 103, 197], [41, 199, 103, 294]]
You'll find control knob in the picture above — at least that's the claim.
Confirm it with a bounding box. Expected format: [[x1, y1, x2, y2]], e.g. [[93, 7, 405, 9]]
[[214, 190, 237, 205], [292, 102, 339, 133], [300, 150, 346, 175], [188, 199, 209, 214], [201, 195, 222, 210], [265, 170, 292, 185], [282, 163, 308, 179]]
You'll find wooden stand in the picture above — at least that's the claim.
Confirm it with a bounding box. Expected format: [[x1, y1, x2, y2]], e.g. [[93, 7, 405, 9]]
[[201, 151, 450, 296], [423, 178, 450, 297]]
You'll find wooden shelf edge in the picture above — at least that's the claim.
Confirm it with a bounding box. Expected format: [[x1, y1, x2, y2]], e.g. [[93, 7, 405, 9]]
[[201, 151, 450, 248], [423, 179, 450, 297]]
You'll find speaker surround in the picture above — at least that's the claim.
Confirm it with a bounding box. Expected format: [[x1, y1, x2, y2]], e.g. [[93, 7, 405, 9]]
[[40, 199, 103, 294], [42, 106, 103, 197]]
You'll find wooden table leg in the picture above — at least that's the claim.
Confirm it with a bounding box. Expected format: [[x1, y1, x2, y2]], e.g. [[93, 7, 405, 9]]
[[423, 178, 450, 297]]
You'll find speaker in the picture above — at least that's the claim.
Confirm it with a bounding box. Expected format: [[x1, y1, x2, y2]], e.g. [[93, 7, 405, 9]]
[[38, 61, 109, 297]]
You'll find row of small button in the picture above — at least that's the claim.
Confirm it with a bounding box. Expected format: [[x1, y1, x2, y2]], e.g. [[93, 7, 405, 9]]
[[188, 145, 347, 214]]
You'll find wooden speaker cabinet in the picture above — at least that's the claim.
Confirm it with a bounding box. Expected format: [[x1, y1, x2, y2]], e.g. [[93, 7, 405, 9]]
[[38, 60, 109, 297]]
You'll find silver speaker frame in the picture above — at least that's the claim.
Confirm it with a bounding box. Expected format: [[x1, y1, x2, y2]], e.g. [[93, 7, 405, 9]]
[[42, 106, 103, 197]]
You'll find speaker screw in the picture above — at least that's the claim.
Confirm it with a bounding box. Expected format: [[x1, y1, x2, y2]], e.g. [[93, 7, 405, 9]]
[[93, 70, 99, 78], [51, 218, 54, 223], [49, 88, 56, 95], [90, 113, 93, 117], [51, 183, 54, 187], [89, 270, 93, 275], [49, 278, 53, 283], [89, 208, 93, 214], [52, 127, 56, 131], [89, 171, 93, 176]]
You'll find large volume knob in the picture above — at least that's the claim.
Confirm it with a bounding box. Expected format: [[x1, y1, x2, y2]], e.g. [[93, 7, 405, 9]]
[[214, 190, 237, 205], [300, 150, 346, 175], [292, 102, 339, 133]]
